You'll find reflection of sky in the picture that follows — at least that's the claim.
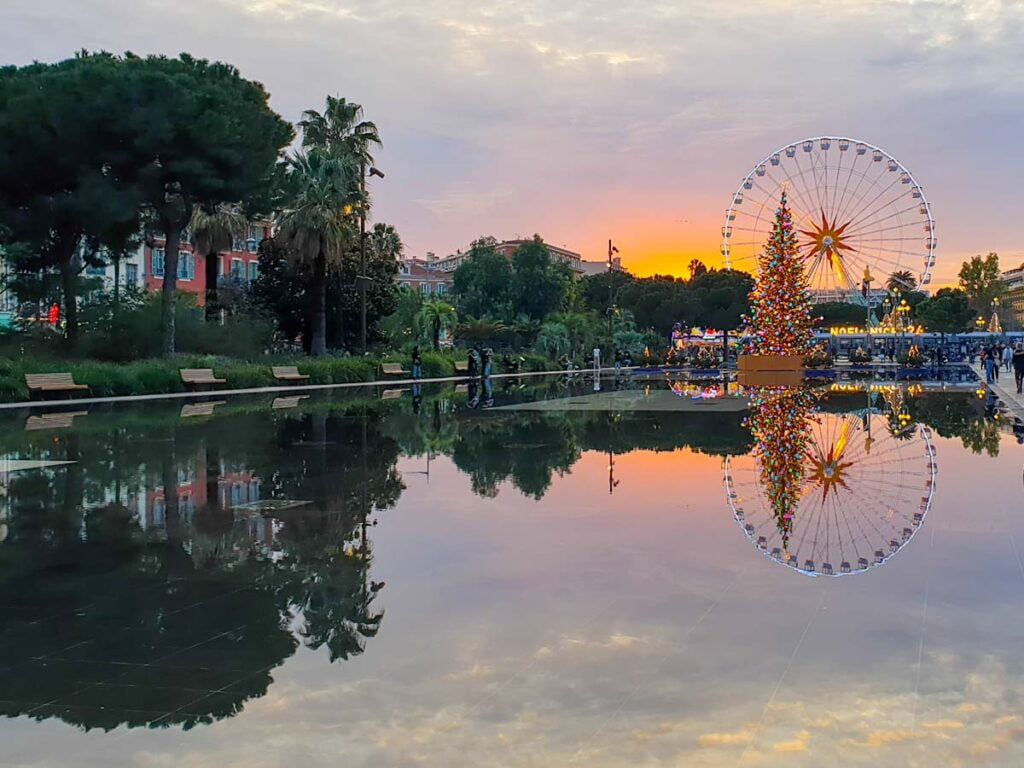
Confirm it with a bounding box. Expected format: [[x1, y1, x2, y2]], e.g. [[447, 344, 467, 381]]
[[7, 431, 1024, 766], [4, 1, 1024, 280]]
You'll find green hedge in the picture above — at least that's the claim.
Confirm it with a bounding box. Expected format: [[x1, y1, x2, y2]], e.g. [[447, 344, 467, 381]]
[[0, 350, 559, 403]]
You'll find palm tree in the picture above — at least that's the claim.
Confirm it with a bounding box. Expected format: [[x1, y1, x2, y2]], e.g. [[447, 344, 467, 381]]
[[416, 298, 457, 350], [369, 222, 403, 260], [299, 97, 381, 163], [275, 151, 358, 356], [456, 315, 506, 343], [298, 98, 382, 349], [190, 204, 248, 321], [887, 270, 917, 292]]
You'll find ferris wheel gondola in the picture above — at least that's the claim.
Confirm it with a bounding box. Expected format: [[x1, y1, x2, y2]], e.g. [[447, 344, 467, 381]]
[[722, 137, 936, 300]]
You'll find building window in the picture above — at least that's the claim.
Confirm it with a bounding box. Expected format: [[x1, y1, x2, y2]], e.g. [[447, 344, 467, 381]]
[[436, 283, 447, 295], [152, 248, 165, 277], [420, 283, 431, 296], [248, 261, 259, 281], [231, 235, 245, 252], [177, 252, 195, 280], [231, 258, 244, 278], [125, 264, 138, 290]]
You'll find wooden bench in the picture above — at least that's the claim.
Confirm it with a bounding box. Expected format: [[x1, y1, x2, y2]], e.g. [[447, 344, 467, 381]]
[[381, 388, 405, 400], [25, 410, 88, 431], [272, 365, 310, 383], [180, 368, 226, 390], [380, 362, 409, 377], [454, 360, 469, 373], [272, 395, 309, 409], [25, 373, 90, 399], [180, 400, 226, 418]]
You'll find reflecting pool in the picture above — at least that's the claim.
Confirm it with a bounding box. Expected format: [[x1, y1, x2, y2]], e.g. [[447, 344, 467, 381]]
[[1, 373, 1023, 766]]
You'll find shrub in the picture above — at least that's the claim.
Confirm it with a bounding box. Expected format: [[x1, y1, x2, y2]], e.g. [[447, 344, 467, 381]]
[[803, 346, 833, 369], [694, 347, 720, 369], [849, 346, 872, 364]]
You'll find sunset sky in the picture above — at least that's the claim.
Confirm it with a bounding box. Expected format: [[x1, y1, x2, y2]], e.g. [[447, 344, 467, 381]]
[[4, 0, 1024, 283]]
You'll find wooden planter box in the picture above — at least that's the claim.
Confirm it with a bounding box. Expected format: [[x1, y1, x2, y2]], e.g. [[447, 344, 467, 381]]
[[737, 355, 805, 372]]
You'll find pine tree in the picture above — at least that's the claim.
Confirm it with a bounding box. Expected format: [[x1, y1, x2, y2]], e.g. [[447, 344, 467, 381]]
[[747, 191, 815, 355]]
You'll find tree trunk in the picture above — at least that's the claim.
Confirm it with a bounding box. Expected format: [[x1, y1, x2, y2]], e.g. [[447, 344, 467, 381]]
[[311, 251, 327, 356], [60, 261, 79, 350], [113, 257, 121, 321], [204, 249, 219, 321], [334, 268, 345, 351], [162, 226, 182, 356]]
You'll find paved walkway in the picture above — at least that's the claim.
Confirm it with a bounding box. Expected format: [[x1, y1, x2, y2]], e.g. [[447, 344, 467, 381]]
[[975, 363, 1024, 422]]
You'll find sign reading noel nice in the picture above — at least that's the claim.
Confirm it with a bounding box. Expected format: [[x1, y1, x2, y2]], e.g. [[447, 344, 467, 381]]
[[828, 325, 926, 335]]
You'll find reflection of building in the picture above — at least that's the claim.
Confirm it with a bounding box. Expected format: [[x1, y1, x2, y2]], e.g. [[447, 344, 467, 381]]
[[435, 239, 584, 275]]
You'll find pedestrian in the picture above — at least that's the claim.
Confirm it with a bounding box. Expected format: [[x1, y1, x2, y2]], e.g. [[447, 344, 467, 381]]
[[1013, 343, 1024, 394], [481, 347, 493, 379], [467, 348, 478, 378], [411, 345, 423, 380], [984, 349, 996, 384], [614, 348, 623, 376], [1004, 344, 1013, 373]]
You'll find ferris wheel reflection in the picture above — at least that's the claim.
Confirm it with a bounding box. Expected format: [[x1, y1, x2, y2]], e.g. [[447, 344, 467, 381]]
[[725, 384, 937, 577]]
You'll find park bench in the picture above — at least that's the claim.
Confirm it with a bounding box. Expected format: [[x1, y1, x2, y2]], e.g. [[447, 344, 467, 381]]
[[180, 400, 226, 418], [272, 395, 309, 410], [24, 410, 88, 431], [180, 368, 226, 390], [24, 373, 90, 399], [272, 365, 310, 383], [381, 389, 405, 400], [454, 360, 469, 374], [380, 362, 409, 377]]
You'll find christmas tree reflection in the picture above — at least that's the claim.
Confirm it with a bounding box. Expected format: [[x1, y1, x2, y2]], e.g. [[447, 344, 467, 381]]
[[743, 386, 819, 548]]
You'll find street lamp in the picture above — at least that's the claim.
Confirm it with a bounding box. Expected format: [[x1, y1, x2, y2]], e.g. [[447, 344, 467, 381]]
[[359, 164, 386, 354]]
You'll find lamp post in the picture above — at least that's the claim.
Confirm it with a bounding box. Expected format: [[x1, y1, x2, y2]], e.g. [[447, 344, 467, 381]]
[[898, 298, 909, 354], [359, 162, 385, 354]]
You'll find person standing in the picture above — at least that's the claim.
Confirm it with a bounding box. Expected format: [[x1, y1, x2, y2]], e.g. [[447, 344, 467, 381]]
[[411, 345, 423, 380], [984, 348, 996, 384], [1013, 343, 1024, 394], [1004, 344, 1013, 373]]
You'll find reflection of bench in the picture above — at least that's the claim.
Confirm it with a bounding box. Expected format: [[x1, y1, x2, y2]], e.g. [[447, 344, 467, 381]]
[[454, 361, 469, 374], [272, 365, 309, 383], [25, 410, 88, 431], [381, 389, 405, 400], [180, 369, 226, 390], [25, 373, 90, 399], [380, 363, 409, 377], [180, 400, 226, 418], [272, 395, 310, 409]]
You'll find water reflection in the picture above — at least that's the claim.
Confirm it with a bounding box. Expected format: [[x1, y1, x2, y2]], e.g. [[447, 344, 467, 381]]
[[0, 406, 394, 730], [725, 384, 938, 576], [0, 375, 1006, 735]]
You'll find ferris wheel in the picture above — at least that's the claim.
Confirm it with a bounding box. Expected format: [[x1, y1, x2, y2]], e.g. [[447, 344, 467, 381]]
[[724, 411, 937, 577], [722, 137, 936, 299]]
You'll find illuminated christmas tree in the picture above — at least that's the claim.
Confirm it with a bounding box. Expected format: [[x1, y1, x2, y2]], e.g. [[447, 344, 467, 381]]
[[747, 191, 816, 356]]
